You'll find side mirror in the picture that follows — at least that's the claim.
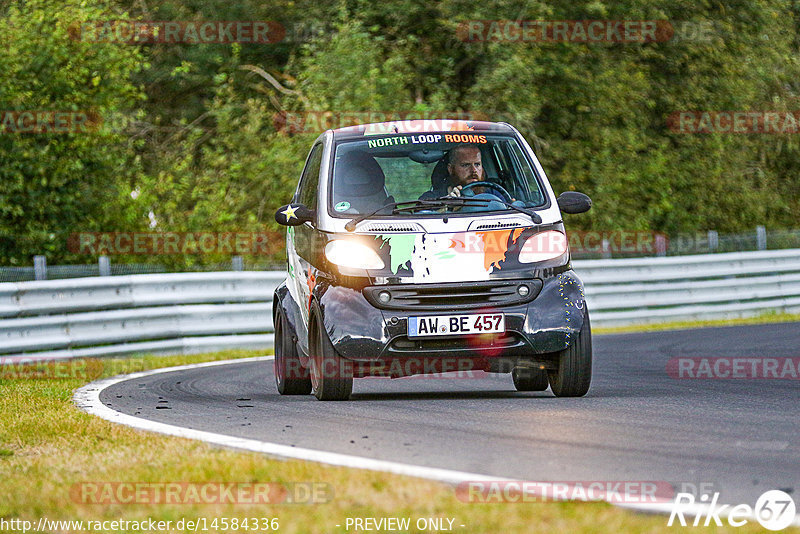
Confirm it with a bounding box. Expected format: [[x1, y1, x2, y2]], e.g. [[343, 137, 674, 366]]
[[557, 191, 592, 214], [275, 203, 315, 226]]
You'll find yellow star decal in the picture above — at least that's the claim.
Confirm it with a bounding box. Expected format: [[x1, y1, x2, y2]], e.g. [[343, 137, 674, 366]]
[[281, 205, 299, 221]]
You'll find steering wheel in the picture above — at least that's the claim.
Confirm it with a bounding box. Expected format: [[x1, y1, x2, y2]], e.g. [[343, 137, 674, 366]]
[[460, 181, 513, 203]]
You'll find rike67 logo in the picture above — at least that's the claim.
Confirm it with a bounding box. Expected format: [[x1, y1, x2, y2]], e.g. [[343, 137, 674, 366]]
[[669, 490, 796, 530]]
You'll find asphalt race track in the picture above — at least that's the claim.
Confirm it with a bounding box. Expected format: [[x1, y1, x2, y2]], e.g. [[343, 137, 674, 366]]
[[99, 322, 800, 508]]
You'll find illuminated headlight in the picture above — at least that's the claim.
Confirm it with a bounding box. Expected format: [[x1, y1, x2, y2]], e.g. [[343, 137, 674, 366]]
[[518, 231, 568, 263], [324, 240, 385, 270]]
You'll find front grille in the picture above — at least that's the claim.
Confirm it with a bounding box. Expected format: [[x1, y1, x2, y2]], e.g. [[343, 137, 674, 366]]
[[363, 279, 542, 311]]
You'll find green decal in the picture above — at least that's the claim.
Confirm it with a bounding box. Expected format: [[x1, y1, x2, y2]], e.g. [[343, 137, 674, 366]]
[[434, 250, 456, 261], [376, 234, 416, 274], [287, 227, 295, 279], [334, 201, 350, 211]]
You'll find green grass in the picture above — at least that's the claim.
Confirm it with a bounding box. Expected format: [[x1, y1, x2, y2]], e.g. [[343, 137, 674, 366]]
[[0, 349, 792, 533]]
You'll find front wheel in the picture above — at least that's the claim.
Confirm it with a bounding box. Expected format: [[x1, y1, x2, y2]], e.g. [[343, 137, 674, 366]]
[[310, 305, 353, 401], [274, 309, 311, 395], [547, 313, 592, 397]]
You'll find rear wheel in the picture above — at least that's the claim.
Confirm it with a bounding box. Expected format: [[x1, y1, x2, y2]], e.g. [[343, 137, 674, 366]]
[[309, 307, 353, 401], [512, 367, 549, 391], [548, 313, 592, 397], [274, 309, 311, 395]]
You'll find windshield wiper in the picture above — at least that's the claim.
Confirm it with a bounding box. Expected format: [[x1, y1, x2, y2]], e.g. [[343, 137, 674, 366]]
[[344, 196, 542, 232], [345, 200, 437, 231]]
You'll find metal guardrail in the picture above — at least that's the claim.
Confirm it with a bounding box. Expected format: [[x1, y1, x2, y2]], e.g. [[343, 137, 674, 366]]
[[2, 249, 799, 360], [0, 271, 283, 317], [0, 272, 283, 360], [574, 249, 800, 327]]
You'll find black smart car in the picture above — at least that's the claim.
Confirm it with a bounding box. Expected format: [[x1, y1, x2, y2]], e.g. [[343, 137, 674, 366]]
[[274, 120, 592, 400]]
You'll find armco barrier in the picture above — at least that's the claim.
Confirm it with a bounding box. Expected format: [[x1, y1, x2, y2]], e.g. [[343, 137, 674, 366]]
[[2, 249, 799, 360], [0, 272, 283, 360], [574, 248, 800, 327]]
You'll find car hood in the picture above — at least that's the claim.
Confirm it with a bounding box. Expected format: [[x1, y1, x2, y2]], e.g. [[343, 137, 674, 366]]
[[361, 224, 568, 284]]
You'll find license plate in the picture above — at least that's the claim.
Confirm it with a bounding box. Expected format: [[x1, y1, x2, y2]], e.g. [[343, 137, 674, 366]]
[[408, 313, 505, 337]]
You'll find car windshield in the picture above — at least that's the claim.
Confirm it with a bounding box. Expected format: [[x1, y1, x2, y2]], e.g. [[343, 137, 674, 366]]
[[330, 133, 546, 216]]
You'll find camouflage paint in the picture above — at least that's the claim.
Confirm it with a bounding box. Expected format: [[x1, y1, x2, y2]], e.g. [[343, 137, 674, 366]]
[[475, 228, 525, 271], [376, 234, 417, 274], [287, 227, 296, 279], [376, 228, 531, 282]]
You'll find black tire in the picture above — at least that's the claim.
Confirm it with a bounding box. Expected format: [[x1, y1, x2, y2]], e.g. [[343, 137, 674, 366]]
[[512, 367, 549, 391], [274, 309, 311, 395], [547, 312, 592, 397], [309, 306, 353, 401]]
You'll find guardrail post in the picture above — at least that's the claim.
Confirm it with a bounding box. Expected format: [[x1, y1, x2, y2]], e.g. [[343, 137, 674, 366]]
[[655, 235, 667, 257], [708, 230, 718, 252], [601, 238, 612, 259], [98, 256, 111, 276], [232, 256, 244, 271], [33, 255, 47, 280], [756, 226, 767, 250]]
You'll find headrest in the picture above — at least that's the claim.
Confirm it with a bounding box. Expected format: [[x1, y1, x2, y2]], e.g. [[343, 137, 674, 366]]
[[336, 151, 386, 196], [430, 154, 450, 190]]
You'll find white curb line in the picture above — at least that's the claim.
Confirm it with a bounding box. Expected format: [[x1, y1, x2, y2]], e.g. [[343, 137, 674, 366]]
[[74, 357, 800, 528]]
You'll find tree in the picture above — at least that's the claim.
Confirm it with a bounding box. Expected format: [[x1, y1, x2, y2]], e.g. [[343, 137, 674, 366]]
[[0, 0, 145, 264]]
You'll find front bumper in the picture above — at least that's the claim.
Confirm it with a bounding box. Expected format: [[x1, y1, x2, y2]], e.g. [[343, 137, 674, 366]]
[[316, 270, 587, 364]]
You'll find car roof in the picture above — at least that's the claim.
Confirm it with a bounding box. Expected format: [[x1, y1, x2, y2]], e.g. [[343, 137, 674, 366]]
[[331, 120, 515, 140]]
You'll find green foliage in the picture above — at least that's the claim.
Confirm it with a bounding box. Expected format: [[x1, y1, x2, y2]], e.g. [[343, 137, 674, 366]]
[[0, 0, 145, 264], [466, 1, 800, 233], [136, 69, 309, 267], [2, 0, 800, 266]]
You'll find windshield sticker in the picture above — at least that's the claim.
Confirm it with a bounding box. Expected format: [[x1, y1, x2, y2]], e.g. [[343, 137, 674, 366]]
[[367, 133, 486, 149], [444, 134, 487, 143], [334, 201, 351, 212], [367, 136, 409, 148], [409, 134, 443, 144]]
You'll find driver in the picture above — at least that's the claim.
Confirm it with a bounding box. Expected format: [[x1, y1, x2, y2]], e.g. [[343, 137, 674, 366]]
[[420, 144, 486, 200]]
